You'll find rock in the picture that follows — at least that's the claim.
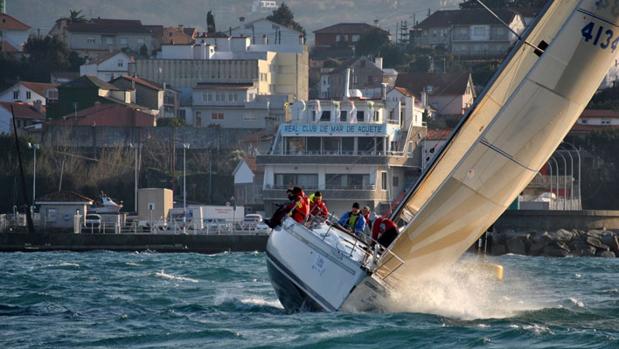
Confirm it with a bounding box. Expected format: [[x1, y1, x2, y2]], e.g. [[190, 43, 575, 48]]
[[586, 230, 605, 238], [506, 236, 527, 255], [586, 236, 610, 251], [571, 241, 597, 257], [529, 241, 546, 256], [596, 250, 616, 258], [530, 231, 551, 245], [543, 241, 570, 257], [547, 229, 575, 242], [600, 233, 619, 254]]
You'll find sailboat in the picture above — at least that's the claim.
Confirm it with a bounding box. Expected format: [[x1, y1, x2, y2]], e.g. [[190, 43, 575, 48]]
[[266, 0, 619, 312]]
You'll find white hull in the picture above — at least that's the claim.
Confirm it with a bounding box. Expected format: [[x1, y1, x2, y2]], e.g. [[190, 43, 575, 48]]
[[265, 218, 387, 312]]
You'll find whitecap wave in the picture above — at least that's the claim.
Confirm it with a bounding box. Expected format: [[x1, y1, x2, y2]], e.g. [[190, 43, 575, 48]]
[[155, 270, 198, 283], [214, 291, 283, 309], [568, 297, 585, 308], [44, 262, 80, 268]]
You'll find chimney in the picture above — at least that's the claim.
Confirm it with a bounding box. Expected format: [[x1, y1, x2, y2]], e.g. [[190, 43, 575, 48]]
[[381, 83, 387, 102], [33, 100, 43, 113], [344, 68, 351, 99]]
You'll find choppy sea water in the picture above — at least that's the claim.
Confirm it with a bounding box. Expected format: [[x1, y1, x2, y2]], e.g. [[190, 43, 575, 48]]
[[0, 251, 617, 349]]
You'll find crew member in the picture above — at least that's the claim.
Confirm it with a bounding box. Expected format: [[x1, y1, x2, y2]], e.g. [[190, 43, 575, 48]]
[[361, 206, 372, 227], [264, 186, 309, 228], [338, 202, 366, 237], [372, 216, 399, 248], [309, 191, 329, 219]]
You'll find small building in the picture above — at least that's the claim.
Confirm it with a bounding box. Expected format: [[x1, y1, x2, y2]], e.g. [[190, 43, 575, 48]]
[[570, 109, 619, 136], [0, 81, 59, 106], [49, 103, 156, 128], [79, 51, 134, 82], [0, 101, 45, 134], [413, 8, 525, 59], [191, 82, 288, 129], [137, 188, 173, 222], [46, 75, 132, 118], [49, 17, 156, 60], [320, 56, 395, 99], [230, 18, 305, 50], [36, 191, 94, 230], [111, 75, 164, 113], [313, 23, 390, 48], [0, 12, 30, 53], [233, 157, 264, 211], [161, 25, 196, 45], [395, 72, 475, 118]]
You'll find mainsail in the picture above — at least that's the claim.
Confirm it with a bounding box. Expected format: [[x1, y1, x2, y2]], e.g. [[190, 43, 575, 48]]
[[378, 0, 619, 280]]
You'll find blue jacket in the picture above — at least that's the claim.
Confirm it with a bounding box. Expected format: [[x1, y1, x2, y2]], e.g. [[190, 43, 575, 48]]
[[338, 211, 366, 236]]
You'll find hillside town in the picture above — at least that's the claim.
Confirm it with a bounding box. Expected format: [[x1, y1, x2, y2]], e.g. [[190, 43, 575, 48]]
[[2, 0, 619, 234]]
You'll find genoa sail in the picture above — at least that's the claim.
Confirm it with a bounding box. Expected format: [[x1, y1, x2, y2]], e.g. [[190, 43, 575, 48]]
[[377, 0, 619, 280]]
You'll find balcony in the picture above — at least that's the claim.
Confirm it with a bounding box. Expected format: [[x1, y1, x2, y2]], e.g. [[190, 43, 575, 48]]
[[262, 188, 388, 201], [257, 152, 418, 168]]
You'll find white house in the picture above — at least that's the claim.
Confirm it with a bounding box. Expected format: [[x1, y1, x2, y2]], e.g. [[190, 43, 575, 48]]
[[80, 51, 133, 82], [386, 86, 426, 129], [230, 18, 305, 52], [0, 81, 59, 106], [0, 12, 30, 53], [0, 101, 45, 134]]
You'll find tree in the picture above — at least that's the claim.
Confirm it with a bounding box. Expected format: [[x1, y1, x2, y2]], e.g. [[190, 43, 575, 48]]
[[206, 10, 216, 34], [355, 29, 391, 57], [69, 9, 86, 23], [139, 44, 149, 58], [23, 35, 74, 81], [267, 3, 305, 36]]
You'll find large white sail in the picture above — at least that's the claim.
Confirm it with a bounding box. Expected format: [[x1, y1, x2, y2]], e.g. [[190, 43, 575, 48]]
[[377, 0, 619, 280], [391, 0, 576, 223]]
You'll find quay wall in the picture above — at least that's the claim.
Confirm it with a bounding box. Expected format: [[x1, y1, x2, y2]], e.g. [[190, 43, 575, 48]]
[[493, 210, 619, 232], [0, 232, 268, 253]]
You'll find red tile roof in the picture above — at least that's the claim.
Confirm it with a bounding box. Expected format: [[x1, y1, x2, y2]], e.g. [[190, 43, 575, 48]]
[[0, 102, 45, 120], [52, 103, 156, 127], [37, 191, 94, 203], [112, 75, 163, 91], [396, 72, 473, 96], [314, 23, 388, 35], [67, 18, 149, 34], [417, 9, 520, 29], [19, 81, 59, 97], [425, 129, 452, 140], [580, 109, 619, 118], [392, 86, 417, 98], [0, 13, 30, 31]]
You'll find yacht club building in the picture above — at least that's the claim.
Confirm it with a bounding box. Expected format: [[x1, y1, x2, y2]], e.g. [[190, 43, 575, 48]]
[[257, 86, 427, 216]]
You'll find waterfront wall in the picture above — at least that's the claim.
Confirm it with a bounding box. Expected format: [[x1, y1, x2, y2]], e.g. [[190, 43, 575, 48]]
[[494, 210, 619, 232], [0, 232, 268, 253]]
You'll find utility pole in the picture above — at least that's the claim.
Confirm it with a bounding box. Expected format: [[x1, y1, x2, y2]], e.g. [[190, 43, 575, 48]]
[[10, 105, 34, 234]]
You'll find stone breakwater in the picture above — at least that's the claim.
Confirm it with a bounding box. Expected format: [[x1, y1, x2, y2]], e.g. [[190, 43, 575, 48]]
[[488, 229, 619, 257]]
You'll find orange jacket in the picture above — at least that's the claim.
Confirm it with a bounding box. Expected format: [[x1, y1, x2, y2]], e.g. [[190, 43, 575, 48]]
[[288, 193, 309, 223]]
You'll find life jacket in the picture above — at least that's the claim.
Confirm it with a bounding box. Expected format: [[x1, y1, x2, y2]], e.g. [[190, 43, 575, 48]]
[[309, 196, 328, 218], [347, 213, 360, 229], [289, 194, 309, 223]]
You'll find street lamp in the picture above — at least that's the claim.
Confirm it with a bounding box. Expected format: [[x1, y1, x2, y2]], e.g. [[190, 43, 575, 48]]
[[28, 143, 39, 205], [129, 143, 139, 213], [183, 143, 190, 232]]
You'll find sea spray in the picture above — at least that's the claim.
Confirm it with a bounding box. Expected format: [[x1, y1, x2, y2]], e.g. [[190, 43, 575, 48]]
[[382, 256, 543, 320]]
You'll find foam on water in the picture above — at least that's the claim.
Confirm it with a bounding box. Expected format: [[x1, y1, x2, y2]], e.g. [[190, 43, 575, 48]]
[[154, 270, 199, 283], [382, 257, 544, 320]]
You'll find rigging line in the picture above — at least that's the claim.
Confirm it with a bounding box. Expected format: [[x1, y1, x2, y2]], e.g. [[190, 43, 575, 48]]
[[474, 0, 545, 54]]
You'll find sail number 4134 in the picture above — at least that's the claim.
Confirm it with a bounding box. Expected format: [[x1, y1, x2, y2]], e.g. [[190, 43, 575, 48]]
[[581, 21, 619, 51]]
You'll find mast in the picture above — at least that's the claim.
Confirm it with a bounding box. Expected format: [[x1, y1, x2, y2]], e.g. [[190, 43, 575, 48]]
[[377, 0, 619, 280], [10, 105, 35, 234]]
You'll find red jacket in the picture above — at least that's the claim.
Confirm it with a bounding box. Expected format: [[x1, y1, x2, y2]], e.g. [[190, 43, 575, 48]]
[[310, 199, 329, 218], [288, 193, 309, 223], [372, 216, 398, 241]]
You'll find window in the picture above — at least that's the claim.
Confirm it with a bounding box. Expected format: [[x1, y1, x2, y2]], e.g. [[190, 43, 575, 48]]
[[46, 208, 57, 222], [195, 111, 202, 127], [243, 113, 257, 120], [336, 34, 341, 42], [228, 93, 234, 102], [212, 112, 224, 120], [352, 34, 360, 42], [274, 174, 318, 189], [179, 109, 186, 120], [320, 110, 331, 122], [117, 59, 124, 68], [47, 89, 58, 100], [207, 93, 213, 102], [26, 91, 31, 99], [325, 174, 370, 189], [137, 38, 144, 45], [381, 172, 388, 191], [105, 37, 113, 45], [373, 111, 380, 122], [119, 38, 128, 46], [323, 138, 340, 154], [392, 176, 399, 187], [87, 37, 96, 44], [339, 110, 347, 122], [12, 90, 18, 99], [356, 110, 365, 122]]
